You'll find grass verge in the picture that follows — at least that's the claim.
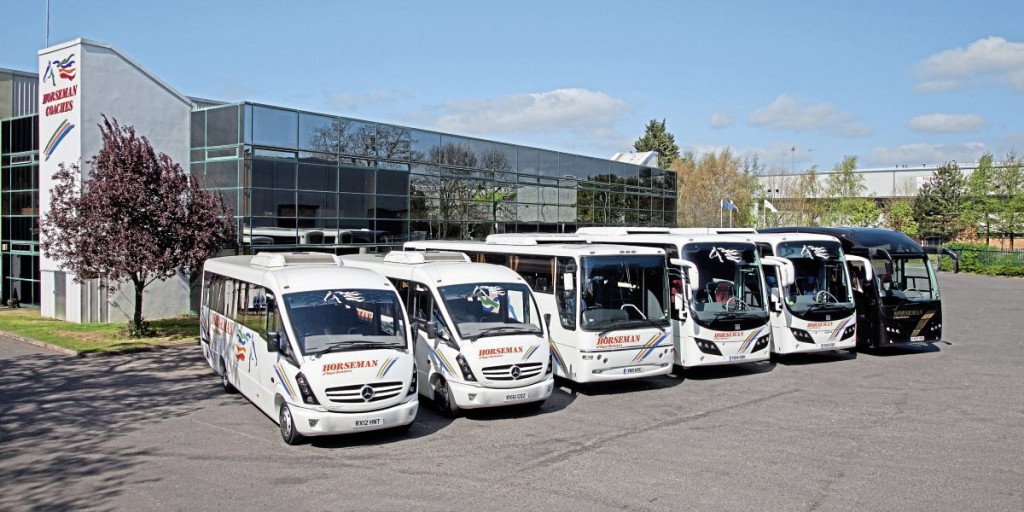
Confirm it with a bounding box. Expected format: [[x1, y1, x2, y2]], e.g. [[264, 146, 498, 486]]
[[0, 308, 197, 355]]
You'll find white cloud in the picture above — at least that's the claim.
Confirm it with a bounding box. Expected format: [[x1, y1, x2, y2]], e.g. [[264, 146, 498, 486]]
[[915, 36, 1024, 93], [748, 94, 872, 137], [429, 88, 629, 135], [709, 112, 733, 129], [867, 142, 989, 167], [908, 113, 986, 133]]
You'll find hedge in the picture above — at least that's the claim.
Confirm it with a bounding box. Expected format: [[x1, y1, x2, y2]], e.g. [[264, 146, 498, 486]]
[[936, 242, 1024, 277]]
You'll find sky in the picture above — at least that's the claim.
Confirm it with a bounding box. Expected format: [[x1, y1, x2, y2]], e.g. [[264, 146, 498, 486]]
[[3, 0, 1023, 173]]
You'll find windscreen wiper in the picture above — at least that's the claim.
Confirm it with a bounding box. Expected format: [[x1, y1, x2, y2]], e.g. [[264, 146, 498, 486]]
[[806, 302, 850, 312], [627, 314, 667, 334], [314, 340, 378, 358], [713, 310, 754, 320], [465, 325, 543, 341]]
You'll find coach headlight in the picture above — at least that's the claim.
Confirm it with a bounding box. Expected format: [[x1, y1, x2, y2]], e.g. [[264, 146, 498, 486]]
[[790, 328, 814, 344], [841, 325, 856, 340], [408, 365, 418, 396], [694, 338, 723, 356], [752, 335, 770, 352], [455, 354, 477, 382], [295, 372, 320, 405]]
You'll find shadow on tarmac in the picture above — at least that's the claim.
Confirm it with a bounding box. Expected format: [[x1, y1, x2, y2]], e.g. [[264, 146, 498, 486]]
[[678, 360, 777, 381], [310, 382, 576, 447], [772, 349, 858, 366], [856, 342, 942, 357], [0, 346, 226, 511], [555, 373, 683, 397]]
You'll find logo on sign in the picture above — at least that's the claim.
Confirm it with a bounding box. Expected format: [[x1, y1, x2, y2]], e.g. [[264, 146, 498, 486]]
[[42, 54, 76, 86], [710, 247, 742, 263], [801, 245, 830, 259], [44, 119, 75, 161]]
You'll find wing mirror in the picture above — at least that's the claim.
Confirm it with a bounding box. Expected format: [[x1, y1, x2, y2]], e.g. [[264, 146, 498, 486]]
[[267, 331, 281, 353]]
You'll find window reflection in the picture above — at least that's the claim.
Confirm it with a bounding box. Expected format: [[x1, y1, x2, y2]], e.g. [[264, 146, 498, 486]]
[[538, 150, 559, 177], [252, 106, 298, 148], [251, 158, 296, 189], [201, 103, 677, 249], [206, 106, 239, 147]]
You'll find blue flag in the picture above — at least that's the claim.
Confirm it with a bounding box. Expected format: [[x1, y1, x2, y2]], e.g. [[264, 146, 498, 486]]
[[721, 199, 738, 211]]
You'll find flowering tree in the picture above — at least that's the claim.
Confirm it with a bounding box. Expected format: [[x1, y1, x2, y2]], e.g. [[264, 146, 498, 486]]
[[41, 117, 236, 336]]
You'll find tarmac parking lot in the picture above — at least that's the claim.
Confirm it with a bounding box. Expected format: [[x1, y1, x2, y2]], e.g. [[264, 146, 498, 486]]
[[1, 272, 1022, 511]]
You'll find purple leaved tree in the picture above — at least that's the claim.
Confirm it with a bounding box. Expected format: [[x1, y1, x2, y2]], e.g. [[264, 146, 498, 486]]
[[40, 116, 236, 336]]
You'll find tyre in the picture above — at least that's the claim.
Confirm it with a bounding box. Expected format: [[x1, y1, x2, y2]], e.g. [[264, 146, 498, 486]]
[[279, 403, 304, 445], [434, 378, 460, 418], [220, 358, 236, 394]]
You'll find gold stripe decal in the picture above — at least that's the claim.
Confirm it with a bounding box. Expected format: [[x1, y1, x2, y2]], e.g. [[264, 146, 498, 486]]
[[911, 311, 936, 337]]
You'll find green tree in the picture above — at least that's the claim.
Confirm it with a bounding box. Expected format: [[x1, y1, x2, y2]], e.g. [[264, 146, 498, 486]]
[[822, 156, 879, 226], [913, 161, 967, 244], [671, 149, 757, 227], [963, 153, 997, 244], [633, 119, 680, 169], [882, 199, 919, 238], [784, 167, 825, 226], [993, 152, 1024, 249]]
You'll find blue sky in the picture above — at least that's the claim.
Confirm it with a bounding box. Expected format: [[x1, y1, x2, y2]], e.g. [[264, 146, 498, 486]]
[[4, 0, 1023, 172]]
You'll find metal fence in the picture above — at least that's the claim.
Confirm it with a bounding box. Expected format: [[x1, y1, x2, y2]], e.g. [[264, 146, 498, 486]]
[[936, 246, 1024, 275]]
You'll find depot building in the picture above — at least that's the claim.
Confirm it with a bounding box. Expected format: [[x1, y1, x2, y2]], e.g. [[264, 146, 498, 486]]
[[1, 39, 677, 322]]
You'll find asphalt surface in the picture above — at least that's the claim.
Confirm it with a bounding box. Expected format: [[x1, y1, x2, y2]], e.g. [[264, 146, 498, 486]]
[[1, 272, 1022, 511]]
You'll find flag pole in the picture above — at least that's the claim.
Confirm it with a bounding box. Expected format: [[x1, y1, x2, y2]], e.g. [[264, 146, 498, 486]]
[[720, 200, 723, 228]]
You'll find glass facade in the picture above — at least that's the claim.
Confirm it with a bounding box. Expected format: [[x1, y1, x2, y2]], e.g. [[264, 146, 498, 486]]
[[191, 103, 677, 251], [0, 114, 41, 306]]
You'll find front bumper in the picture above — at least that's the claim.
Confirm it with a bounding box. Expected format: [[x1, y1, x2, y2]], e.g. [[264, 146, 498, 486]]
[[449, 375, 554, 409], [289, 398, 418, 437]]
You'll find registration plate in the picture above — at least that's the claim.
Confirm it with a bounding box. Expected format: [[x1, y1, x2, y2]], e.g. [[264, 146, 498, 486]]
[[623, 366, 643, 374], [354, 418, 383, 428], [504, 392, 529, 402], [910, 335, 925, 342], [728, 354, 746, 361], [819, 342, 836, 349]]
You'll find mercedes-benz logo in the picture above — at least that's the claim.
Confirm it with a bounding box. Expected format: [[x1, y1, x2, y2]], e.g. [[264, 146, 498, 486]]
[[360, 385, 375, 401], [510, 365, 522, 379]]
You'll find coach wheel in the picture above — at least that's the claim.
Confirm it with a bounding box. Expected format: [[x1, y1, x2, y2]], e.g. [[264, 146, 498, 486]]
[[220, 358, 236, 394], [434, 378, 460, 418], [279, 403, 304, 445]]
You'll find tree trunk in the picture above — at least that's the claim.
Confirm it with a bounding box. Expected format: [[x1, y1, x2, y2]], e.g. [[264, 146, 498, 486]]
[[132, 274, 146, 334]]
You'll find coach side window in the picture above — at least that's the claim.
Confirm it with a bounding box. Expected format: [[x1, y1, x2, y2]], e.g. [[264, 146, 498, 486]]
[[408, 283, 433, 325], [235, 281, 265, 333], [265, 294, 292, 358], [555, 257, 577, 330], [482, 253, 506, 265], [208, 275, 226, 314], [512, 255, 554, 294]]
